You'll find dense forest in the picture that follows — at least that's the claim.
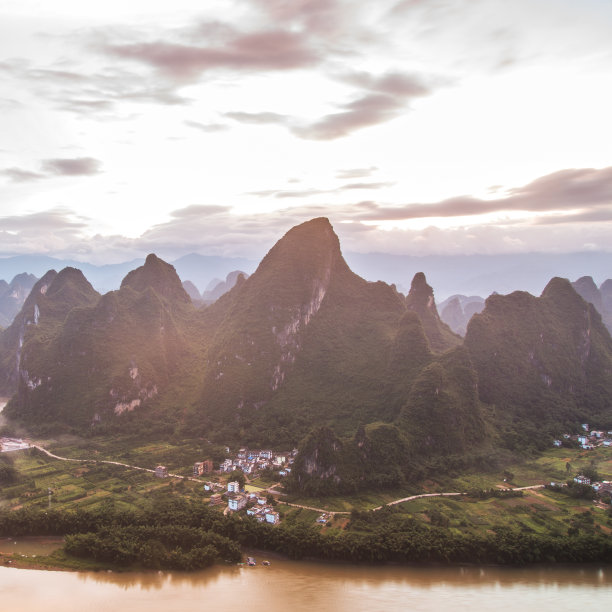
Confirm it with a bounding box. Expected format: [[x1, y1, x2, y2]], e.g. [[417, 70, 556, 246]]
[[2, 498, 611, 568]]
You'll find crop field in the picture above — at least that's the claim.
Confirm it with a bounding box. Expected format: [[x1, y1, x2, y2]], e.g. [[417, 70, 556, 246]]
[[2, 440, 611, 540], [0, 448, 208, 512]]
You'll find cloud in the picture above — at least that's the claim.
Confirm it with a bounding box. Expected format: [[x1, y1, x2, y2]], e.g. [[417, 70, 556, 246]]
[[1, 158, 102, 183], [291, 71, 434, 140], [336, 167, 378, 179], [41, 157, 102, 176], [0, 168, 46, 183], [101, 29, 321, 79], [0, 209, 88, 232], [224, 111, 290, 126], [246, 181, 393, 199], [169, 205, 232, 219], [342, 166, 612, 222], [223, 73, 434, 139], [0, 209, 93, 257], [340, 70, 432, 97], [247, 188, 330, 199], [509, 167, 612, 210], [3, 166, 612, 263], [341, 182, 394, 191], [0, 58, 191, 117], [184, 120, 228, 133]]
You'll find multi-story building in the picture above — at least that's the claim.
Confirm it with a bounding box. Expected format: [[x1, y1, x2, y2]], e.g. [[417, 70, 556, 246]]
[[228, 493, 247, 512], [155, 465, 168, 478]]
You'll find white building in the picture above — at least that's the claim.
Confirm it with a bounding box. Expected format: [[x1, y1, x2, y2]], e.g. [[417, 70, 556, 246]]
[[228, 494, 247, 512], [265, 511, 280, 525], [227, 480, 240, 493]]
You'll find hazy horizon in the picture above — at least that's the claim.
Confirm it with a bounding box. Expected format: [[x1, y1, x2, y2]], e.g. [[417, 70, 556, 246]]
[[1, 1, 612, 265]]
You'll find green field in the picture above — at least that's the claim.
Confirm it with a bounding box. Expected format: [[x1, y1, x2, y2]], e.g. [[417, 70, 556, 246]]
[[2, 441, 611, 541]]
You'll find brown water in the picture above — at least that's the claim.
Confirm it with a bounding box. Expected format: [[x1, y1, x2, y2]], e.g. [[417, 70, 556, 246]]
[[0, 536, 64, 556], [1, 557, 611, 611]]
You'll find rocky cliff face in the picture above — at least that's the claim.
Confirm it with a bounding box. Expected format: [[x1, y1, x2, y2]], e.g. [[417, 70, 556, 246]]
[[0, 273, 38, 329], [465, 278, 612, 430], [197, 219, 353, 415], [406, 273, 461, 351], [195, 218, 408, 442], [0, 269, 99, 397], [4, 258, 194, 428], [572, 275, 612, 335]]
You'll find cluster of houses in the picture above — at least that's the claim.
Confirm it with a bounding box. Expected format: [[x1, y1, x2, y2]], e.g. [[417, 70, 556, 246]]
[[223, 481, 280, 524], [571, 474, 612, 499], [218, 447, 296, 477], [553, 424, 612, 450], [153, 447, 296, 483]]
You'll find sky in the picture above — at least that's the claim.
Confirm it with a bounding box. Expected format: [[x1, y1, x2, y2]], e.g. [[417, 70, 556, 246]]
[[1, 0, 612, 264]]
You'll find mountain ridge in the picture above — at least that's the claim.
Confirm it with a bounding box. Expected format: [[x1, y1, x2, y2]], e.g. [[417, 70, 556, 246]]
[[2, 219, 612, 495]]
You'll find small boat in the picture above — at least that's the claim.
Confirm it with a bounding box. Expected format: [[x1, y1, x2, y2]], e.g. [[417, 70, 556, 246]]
[[246, 556, 256, 566], [262, 560, 270, 566]]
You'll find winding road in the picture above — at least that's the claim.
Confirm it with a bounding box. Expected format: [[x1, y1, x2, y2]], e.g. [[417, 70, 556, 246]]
[[277, 485, 546, 516], [31, 444, 202, 483], [30, 442, 545, 515]]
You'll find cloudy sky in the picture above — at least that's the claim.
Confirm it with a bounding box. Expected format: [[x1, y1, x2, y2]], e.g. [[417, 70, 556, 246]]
[[1, 0, 612, 264]]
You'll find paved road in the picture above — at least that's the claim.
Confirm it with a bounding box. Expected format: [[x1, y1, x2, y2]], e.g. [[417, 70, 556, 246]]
[[32, 444, 202, 483], [31, 443, 546, 514], [279, 485, 546, 516]]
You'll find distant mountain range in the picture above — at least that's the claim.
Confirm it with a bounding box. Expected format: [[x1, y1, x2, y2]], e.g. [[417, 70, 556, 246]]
[[0, 273, 38, 329], [3, 250, 612, 300], [0, 254, 257, 297], [1, 218, 612, 495]]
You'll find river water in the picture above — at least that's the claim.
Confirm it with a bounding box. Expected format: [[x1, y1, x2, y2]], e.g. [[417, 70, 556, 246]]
[[0, 426, 610, 610], [1, 555, 611, 611]]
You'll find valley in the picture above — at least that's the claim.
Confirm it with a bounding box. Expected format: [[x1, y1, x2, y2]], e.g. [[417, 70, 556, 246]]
[[1, 218, 612, 569]]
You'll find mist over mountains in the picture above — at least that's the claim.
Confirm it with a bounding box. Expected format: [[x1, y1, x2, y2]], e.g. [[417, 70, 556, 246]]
[[3, 250, 612, 302]]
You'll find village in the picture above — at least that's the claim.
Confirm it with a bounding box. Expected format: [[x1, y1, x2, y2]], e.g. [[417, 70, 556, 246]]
[[551, 424, 612, 500], [553, 423, 612, 451], [154, 447, 298, 523]]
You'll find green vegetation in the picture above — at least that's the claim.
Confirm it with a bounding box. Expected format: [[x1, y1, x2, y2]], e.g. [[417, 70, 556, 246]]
[[465, 278, 612, 446], [2, 218, 612, 503], [1, 491, 611, 569], [1, 443, 612, 570]]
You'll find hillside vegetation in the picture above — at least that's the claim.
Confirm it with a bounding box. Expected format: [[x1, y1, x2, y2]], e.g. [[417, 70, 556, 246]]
[[1, 218, 612, 495]]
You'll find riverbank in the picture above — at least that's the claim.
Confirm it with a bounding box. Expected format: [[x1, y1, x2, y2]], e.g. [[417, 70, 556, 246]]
[[0, 537, 117, 572]]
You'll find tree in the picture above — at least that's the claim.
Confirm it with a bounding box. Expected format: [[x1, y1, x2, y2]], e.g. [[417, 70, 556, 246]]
[[228, 470, 246, 489], [0, 455, 17, 485]]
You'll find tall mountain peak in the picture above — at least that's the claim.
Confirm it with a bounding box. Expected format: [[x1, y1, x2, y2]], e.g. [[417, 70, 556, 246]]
[[406, 272, 460, 352], [256, 217, 344, 280], [120, 254, 190, 304], [46, 267, 97, 299], [571, 275, 603, 314]]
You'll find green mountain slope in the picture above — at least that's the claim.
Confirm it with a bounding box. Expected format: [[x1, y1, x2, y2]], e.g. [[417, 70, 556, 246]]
[[0, 268, 99, 397], [193, 218, 411, 444], [4, 257, 196, 430], [464, 277, 612, 441], [3, 220, 612, 496], [405, 272, 462, 352]]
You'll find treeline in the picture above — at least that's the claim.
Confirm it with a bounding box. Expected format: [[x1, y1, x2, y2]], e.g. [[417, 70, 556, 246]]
[[65, 525, 241, 570], [1, 499, 612, 568], [545, 481, 596, 500]]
